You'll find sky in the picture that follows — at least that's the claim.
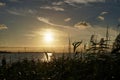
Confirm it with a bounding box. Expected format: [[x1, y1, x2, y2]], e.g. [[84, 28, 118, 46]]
[[0, 0, 120, 51]]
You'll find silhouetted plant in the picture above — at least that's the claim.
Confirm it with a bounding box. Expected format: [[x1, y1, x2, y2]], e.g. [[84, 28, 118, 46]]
[[112, 33, 120, 54]]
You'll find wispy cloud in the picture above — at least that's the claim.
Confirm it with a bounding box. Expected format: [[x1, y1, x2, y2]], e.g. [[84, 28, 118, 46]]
[[37, 17, 52, 25], [98, 16, 104, 21], [98, 11, 108, 21], [74, 21, 91, 30], [37, 17, 71, 29], [52, 1, 64, 6], [0, 2, 6, 7], [0, 24, 8, 30], [100, 11, 108, 15], [40, 6, 64, 11], [64, 0, 105, 4], [7, 9, 36, 16], [7, 10, 25, 16], [64, 18, 71, 22], [64, 0, 105, 8]]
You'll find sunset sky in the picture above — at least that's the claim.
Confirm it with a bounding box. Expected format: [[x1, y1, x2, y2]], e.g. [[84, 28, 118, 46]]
[[0, 0, 120, 49]]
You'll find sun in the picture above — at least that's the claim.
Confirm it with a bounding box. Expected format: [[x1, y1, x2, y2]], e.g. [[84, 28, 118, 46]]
[[44, 30, 54, 43]]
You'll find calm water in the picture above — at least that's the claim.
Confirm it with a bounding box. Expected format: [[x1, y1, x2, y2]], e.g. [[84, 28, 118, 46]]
[[0, 52, 71, 64]]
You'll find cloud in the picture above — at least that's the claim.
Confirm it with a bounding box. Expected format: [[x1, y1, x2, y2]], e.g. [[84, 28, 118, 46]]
[[74, 21, 91, 29], [40, 6, 64, 11], [9, 0, 19, 2], [37, 17, 52, 25], [0, 24, 8, 30], [37, 17, 93, 32], [52, 1, 64, 6], [64, 0, 105, 7], [64, 18, 71, 22], [37, 17, 72, 29], [64, 0, 105, 4], [98, 16, 104, 21], [7, 9, 36, 16], [97, 11, 108, 21], [7, 10, 24, 16], [0, 2, 6, 7], [100, 11, 108, 15]]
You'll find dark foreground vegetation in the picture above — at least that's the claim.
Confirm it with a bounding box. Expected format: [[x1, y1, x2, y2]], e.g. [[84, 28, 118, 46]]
[[0, 53, 120, 80]]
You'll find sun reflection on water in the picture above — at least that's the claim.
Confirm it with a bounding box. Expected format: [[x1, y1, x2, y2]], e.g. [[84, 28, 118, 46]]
[[41, 53, 53, 62]]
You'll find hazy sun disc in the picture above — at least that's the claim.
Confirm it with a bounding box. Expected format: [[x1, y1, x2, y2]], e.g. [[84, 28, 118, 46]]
[[44, 31, 54, 43]]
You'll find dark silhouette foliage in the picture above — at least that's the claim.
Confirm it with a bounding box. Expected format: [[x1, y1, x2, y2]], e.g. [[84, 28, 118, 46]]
[[0, 53, 120, 80], [112, 33, 120, 53]]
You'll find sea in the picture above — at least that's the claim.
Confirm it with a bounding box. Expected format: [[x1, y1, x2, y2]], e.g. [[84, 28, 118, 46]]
[[0, 52, 72, 65]]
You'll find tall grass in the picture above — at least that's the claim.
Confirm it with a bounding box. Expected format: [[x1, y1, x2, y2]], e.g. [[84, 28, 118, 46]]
[[0, 52, 120, 80]]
